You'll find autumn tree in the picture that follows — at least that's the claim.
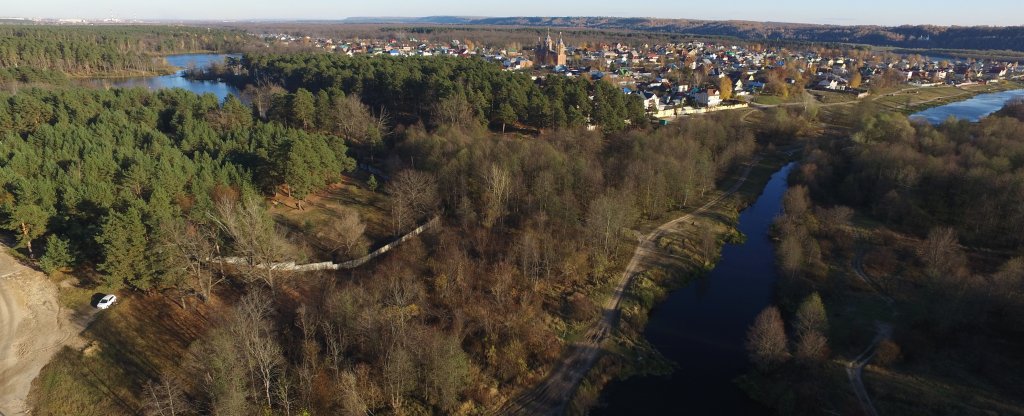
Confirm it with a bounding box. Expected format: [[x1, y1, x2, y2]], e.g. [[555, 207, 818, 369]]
[[850, 71, 863, 89], [719, 76, 734, 101], [746, 306, 791, 371]]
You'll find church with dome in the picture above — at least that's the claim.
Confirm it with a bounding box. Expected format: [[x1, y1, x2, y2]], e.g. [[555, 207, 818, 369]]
[[535, 31, 567, 67]]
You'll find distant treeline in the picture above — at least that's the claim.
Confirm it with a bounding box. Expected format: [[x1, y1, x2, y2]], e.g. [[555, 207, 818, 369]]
[[343, 17, 1024, 53], [0, 26, 254, 75], [234, 53, 647, 131]]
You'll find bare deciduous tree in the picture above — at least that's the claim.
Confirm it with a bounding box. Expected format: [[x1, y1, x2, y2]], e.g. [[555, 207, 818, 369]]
[[698, 226, 718, 267], [382, 343, 414, 412], [242, 80, 286, 120], [387, 170, 439, 234], [142, 377, 190, 416], [431, 93, 477, 128], [332, 94, 386, 147], [232, 290, 284, 410], [746, 306, 791, 372], [338, 370, 368, 416], [795, 330, 829, 363], [163, 218, 223, 302], [214, 193, 292, 288], [483, 164, 513, 228], [315, 207, 368, 260], [585, 190, 637, 259], [919, 226, 966, 280]]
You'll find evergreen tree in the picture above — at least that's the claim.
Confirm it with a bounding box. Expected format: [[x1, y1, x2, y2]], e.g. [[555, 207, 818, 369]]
[[4, 203, 50, 258], [39, 234, 74, 274], [291, 88, 316, 130], [367, 175, 378, 191], [96, 206, 151, 289]]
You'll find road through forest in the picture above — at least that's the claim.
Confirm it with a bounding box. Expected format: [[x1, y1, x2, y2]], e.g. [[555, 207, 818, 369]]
[[495, 156, 761, 415]]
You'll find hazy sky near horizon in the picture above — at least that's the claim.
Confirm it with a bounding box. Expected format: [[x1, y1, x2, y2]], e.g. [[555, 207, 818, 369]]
[[5, 0, 1022, 26]]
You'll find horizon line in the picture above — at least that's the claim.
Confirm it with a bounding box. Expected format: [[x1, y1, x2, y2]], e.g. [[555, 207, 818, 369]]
[[3, 15, 1022, 29]]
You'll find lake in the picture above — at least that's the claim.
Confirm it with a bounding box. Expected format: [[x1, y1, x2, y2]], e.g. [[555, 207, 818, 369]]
[[910, 88, 1024, 124], [594, 162, 796, 415], [78, 54, 240, 101]]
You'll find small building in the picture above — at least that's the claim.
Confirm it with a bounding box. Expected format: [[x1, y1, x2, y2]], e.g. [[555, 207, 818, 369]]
[[695, 88, 722, 107]]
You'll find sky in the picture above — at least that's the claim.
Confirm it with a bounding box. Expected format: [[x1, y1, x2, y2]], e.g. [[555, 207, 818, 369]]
[[4, 0, 1022, 26]]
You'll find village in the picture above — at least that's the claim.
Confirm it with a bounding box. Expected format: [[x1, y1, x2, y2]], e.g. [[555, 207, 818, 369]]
[[256, 30, 1024, 120]]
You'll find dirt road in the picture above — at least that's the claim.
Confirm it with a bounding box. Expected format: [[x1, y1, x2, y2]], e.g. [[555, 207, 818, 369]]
[[495, 157, 760, 415], [0, 247, 80, 416], [846, 323, 893, 416]]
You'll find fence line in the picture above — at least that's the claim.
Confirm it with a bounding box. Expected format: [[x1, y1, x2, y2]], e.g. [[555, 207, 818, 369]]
[[211, 216, 440, 272]]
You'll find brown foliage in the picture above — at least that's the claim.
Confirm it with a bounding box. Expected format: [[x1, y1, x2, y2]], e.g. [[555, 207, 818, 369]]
[[746, 306, 791, 372], [874, 338, 902, 367]]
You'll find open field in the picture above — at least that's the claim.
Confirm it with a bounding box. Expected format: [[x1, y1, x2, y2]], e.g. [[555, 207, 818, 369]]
[[268, 174, 393, 260]]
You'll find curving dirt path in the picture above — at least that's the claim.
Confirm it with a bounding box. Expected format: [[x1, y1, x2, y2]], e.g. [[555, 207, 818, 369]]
[[495, 157, 761, 415], [846, 323, 893, 416], [0, 247, 81, 416]]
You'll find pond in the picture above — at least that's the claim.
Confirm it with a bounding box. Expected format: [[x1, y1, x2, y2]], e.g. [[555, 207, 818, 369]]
[[594, 162, 796, 415], [78, 53, 241, 101], [910, 88, 1024, 124]]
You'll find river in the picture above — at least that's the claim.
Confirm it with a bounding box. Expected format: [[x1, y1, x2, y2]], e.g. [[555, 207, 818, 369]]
[[910, 88, 1024, 124], [77, 54, 240, 101], [594, 162, 796, 415]]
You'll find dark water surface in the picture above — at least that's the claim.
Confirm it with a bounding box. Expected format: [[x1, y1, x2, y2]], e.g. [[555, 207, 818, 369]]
[[78, 54, 240, 101], [910, 89, 1024, 124], [594, 162, 796, 415]]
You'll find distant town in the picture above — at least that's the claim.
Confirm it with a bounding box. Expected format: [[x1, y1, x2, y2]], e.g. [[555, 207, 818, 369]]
[[254, 29, 1024, 120]]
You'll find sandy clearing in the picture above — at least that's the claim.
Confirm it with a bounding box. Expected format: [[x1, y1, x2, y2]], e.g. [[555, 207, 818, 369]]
[[0, 246, 80, 416]]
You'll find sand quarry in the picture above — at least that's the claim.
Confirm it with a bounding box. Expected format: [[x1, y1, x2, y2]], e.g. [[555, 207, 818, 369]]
[[0, 246, 83, 415]]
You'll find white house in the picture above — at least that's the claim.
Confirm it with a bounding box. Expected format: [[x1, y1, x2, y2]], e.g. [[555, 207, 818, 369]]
[[696, 88, 722, 107]]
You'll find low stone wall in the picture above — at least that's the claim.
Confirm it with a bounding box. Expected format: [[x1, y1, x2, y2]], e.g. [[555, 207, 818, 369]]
[[212, 216, 440, 272]]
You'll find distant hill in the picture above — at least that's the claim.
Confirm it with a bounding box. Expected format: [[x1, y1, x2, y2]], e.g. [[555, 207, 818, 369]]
[[343, 16, 1024, 53]]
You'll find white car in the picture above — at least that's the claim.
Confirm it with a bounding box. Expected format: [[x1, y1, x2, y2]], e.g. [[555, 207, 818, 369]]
[[96, 294, 117, 309]]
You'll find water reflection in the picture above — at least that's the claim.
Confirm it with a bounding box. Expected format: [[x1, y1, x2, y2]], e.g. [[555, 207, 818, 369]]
[[595, 163, 796, 415], [910, 89, 1024, 124], [78, 54, 241, 102]]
